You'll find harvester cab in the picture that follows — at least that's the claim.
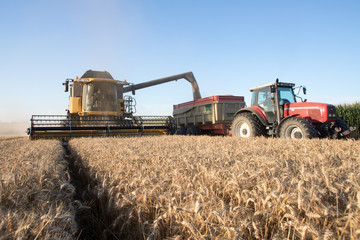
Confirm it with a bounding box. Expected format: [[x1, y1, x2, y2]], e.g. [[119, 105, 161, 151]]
[[63, 70, 131, 118], [28, 70, 201, 140], [231, 79, 353, 139]]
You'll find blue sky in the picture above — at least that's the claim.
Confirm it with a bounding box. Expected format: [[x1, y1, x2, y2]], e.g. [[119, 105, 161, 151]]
[[0, 0, 359, 123]]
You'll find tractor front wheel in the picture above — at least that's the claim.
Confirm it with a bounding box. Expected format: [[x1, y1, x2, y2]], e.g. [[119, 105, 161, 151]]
[[280, 117, 318, 139], [231, 113, 264, 138]]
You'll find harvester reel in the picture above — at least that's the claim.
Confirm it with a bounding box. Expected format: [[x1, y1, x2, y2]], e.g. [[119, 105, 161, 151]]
[[133, 116, 143, 126]]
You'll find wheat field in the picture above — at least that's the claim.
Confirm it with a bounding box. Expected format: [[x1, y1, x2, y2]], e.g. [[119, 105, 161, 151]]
[[1, 136, 359, 239], [0, 137, 77, 239], [68, 136, 360, 240]]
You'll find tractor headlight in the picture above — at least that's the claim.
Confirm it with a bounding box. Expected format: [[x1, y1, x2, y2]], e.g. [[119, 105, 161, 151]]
[[327, 106, 336, 119]]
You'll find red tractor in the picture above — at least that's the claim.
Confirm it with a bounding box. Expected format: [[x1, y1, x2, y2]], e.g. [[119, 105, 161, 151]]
[[231, 79, 352, 139]]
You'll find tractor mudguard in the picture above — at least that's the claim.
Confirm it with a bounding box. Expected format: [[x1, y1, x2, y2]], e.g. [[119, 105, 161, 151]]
[[234, 107, 269, 127]]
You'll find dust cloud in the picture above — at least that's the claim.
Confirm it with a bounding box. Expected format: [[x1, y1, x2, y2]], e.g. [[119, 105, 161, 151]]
[[0, 122, 29, 136]]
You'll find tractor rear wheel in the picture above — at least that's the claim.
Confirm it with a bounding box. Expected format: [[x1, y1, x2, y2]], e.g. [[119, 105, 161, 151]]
[[231, 112, 264, 138], [280, 117, 318, 139]]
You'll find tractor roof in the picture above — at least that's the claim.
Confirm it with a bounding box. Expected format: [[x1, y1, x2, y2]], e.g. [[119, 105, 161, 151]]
[[81, 70, 114, 79], [250, 81, 295, 92]]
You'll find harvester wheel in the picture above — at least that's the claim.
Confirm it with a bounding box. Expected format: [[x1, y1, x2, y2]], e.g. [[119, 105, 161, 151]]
[[231, 112, 264, 138], [280, 117, 318, 139], [166, 116, 177, 135], [186, 126, 200, 135]]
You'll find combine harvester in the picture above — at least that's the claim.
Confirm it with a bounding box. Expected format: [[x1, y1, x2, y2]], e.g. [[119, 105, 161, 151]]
[[28, 70, 201, 140]]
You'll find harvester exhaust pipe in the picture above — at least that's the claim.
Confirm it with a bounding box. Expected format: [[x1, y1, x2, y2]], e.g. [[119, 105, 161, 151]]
[[123, 71, 202, 101]]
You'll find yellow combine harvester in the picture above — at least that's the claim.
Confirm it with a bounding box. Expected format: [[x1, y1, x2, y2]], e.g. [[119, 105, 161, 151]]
[[28, 70, 201, 140]]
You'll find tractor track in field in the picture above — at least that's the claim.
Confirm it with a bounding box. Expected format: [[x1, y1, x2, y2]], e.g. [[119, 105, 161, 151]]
[[63, 144, 122, 240]]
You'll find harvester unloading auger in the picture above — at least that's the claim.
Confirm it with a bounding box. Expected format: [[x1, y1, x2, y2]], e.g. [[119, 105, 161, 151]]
[[28, 70, 201, 140]]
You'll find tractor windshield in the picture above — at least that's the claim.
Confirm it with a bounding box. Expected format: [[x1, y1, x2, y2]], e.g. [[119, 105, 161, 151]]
[[278, 87, 296, 103], [83, 82, 118, 112]]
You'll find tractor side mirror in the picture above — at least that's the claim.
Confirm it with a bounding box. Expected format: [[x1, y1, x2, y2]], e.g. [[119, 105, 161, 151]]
[[303, 86, 307, 95]]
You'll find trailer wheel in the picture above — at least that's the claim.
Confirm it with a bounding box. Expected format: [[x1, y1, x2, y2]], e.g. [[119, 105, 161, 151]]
[[186, 126, 200, 135], [280, 117, 318, 139], [175, 127, 186, 135], [231, 113, 264, 138]]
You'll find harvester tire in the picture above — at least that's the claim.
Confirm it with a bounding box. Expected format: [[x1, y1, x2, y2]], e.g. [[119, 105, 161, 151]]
[[166, 116, 177, 135], [186, 126, 200, 135], [231, 112, 264, 138], [280, 117, 318, 139]]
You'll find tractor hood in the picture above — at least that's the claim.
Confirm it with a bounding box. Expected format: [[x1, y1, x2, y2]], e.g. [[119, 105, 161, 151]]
[[283, 102, 336, 123]]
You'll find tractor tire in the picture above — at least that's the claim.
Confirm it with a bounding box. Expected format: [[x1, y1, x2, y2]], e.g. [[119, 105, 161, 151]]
[[280, 117, 318, 139], [186, 126, 200, 135], [231, 112, 264, 138]]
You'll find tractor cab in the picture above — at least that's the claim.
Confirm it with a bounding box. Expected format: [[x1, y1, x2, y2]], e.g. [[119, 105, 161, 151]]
[[250, 80, 298, 123]]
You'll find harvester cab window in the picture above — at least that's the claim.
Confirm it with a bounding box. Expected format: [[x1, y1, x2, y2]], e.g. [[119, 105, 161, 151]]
[[84, 82, 117, 112]]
